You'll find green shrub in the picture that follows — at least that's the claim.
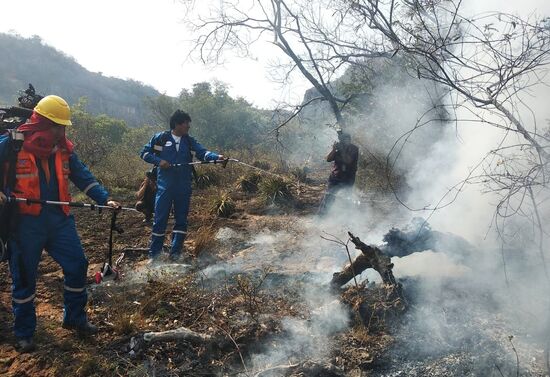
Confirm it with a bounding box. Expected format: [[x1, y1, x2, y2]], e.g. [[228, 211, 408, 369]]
[[252, 160, 271, 171], [95, 147, 148, 190], [258, 177, 293, 205], [194, 169, 221, 189], [238, 172, 262, 193], [210, 192, 237, 217], [290, 166, 309, 183]]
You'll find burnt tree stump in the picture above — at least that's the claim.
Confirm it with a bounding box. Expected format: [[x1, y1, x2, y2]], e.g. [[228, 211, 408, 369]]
[[331, 232, 398, 289]]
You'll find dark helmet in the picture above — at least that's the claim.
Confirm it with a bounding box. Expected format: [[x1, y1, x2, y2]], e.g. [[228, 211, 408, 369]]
[[169, 110, 192, 129], [337, 130, 351, 142]]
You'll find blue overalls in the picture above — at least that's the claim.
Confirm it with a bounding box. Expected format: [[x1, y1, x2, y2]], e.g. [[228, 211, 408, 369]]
[[140, 132, 218, 259], [0, 135, 109, 340]]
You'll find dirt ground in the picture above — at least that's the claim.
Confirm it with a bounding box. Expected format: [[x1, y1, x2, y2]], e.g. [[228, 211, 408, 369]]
[[0, 176, 393, 376], [0, 173, 547, 377]]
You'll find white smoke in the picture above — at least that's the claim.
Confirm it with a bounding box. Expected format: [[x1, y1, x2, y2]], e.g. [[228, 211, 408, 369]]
[[204, 0, 550, 372], [201, 224, 354, 373], [248, 292, 349, 372], [361, 0, 550, 373], [295, 0, 550, 373]]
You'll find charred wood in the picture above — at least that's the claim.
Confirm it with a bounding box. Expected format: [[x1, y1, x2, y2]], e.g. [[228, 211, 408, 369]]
[[331, 232, 397, 289], [380, 218, 476, 259]]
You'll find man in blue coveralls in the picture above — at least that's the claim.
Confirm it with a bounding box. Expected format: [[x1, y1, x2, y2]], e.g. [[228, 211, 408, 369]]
[[0, 95, 120, 352], [140, 110, 223, 262]]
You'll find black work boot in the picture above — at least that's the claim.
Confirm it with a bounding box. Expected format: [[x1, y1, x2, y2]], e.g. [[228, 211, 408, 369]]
[[168, 253, 183, 263], [169, 252, 191, 264], [16, 338, 36, 353], [62, 321, 99, 336]]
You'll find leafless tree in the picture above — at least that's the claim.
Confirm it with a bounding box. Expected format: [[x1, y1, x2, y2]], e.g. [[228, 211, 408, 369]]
[[187, 2, 548, 183], [186, 0, 550, 259], [185, 3, 550, 365], [184, 0, 401, 128], [346, 1, 550, 276]]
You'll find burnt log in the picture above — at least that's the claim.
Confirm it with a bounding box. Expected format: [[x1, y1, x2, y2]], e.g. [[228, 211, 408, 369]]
[[331, 232, 397, 289], [380, 217, 476, 259]]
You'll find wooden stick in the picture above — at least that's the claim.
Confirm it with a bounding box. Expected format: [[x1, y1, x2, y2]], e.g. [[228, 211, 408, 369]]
[[143, 326, 213, 344]]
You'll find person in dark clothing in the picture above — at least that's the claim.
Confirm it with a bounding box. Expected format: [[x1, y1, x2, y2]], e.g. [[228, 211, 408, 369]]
[[318, 131, 359, 214]]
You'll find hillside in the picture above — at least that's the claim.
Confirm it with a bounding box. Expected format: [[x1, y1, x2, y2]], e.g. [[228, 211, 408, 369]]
[[0, 33, 161, 127]]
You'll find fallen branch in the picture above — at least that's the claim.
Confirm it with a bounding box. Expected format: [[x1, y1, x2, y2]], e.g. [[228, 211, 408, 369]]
[[331, 232, 397, 289], [143, 326, 214, 344], [213, 323, 249, 375], [122, 247, 150, 252], [129, 326, 229, 357], [321, 232, 358, 288], [254, 363, 300, 377]]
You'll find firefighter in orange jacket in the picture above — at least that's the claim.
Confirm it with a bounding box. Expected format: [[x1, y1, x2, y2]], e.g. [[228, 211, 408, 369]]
[[0, 95, 119, 352]]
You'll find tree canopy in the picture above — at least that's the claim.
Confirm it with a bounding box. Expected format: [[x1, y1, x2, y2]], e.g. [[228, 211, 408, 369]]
[[147, 82, 272, 151]]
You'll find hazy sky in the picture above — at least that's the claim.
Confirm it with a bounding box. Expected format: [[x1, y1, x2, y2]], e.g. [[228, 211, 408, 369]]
[[0, 0, 307, 109], [1, 0, 548, 109]]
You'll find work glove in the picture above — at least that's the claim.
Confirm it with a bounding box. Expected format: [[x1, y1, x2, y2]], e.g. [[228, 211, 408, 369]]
[[107, 200, 122, 210], [0, 192, 6, 205]]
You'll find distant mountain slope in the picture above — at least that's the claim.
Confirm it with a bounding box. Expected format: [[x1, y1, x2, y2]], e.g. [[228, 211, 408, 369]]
[[0, 33, 161, 126]]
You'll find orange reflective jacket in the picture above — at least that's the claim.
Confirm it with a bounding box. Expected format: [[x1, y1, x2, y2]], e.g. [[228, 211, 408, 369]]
[[13, 149, 71, 216]]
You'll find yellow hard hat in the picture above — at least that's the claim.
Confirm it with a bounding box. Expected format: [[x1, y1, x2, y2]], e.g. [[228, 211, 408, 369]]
[[34, 95, 72, 126]]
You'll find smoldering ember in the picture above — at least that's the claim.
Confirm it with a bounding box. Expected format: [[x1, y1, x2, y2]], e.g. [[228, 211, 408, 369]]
[[1, 0, 550, 376]]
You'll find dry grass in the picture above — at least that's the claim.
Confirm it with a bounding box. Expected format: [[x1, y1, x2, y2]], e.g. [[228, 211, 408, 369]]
[[76, 355, 101, 377], [290, 166, 309, 183], [341, 284, 406, 334], [192, 225, 217, 256], [112, 313, 136, 335], [355, 153, 409, 195], [252, 160, 271, 170]]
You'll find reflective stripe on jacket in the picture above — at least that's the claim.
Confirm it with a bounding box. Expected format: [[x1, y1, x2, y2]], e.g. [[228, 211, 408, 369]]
[[14, 149, 71, 216]]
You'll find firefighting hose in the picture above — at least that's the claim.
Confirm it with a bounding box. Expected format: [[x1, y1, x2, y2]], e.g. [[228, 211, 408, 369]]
[[171, 158, 237, 168], [6, 196, 138, 212], [171, 158, 292, 180], [5, 196, 135, 284], [1, 157, 364, 279]]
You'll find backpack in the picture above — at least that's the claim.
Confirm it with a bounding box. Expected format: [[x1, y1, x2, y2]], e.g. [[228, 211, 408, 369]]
[[0, 129, 24, 261]]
